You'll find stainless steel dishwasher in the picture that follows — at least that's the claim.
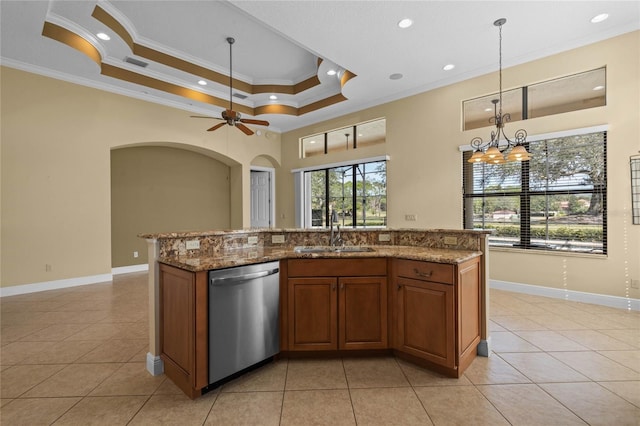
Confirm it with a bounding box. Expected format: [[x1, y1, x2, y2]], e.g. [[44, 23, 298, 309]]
[[208, 261, 280, 385]]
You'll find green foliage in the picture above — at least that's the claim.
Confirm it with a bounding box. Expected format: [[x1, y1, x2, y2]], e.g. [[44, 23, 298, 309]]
[[308, 161, 386, 227], [475, 224, 603, 241]]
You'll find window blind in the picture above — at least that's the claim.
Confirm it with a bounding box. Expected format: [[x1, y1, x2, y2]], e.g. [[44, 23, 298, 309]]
[[463, 131, 607, 254]]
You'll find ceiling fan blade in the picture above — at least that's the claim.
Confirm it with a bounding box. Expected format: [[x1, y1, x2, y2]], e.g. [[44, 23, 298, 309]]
[[235, 122, 254, 136], [240, 118, 270, 126], [190, 115, 222, 120], [207, 122, 227, 132]]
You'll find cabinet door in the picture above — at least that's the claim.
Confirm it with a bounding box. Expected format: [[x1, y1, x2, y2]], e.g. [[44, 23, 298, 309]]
[[288, 277, 338, 351], [457, 257, 481, 372], [397, 277, 455, 368], [339, 276, 388, 350], [159, 264, 208, 398]]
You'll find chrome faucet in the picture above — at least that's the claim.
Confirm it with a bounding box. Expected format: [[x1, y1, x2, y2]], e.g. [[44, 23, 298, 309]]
[[330, 222, 343, 247]]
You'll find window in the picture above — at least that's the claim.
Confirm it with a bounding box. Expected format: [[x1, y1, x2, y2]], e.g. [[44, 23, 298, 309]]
[[303, 160, 386, 228], [463, 129, 607, 254], [463, 68, 606, 131], [300, 118, 386, 158]]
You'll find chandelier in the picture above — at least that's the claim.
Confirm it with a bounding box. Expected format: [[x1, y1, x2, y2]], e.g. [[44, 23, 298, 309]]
[[468, 18, 531, 164]]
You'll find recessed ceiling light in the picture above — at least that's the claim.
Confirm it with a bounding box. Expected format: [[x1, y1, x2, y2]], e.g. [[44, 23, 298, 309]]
[[327, 69, 337, 76], [269, 95, 278, 100], [309, 140, 316, 144], [398, 18, 413, 29], [197, 80, 207, 86], [591, 13, 609, 23], [358, 133, 363, 137], [443, 64, 455, 71], [593, 85, 605, 91], [484, 108, 493, 112], [389, 73, 403, 80], [96, 32, 110, 41]]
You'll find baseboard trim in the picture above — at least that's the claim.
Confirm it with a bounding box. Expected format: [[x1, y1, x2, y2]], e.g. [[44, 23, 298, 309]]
[[0, 273, 113, 297], [477, 338, 491, 357], [146, 352, 164, 376], [491, 279, 640, 311], [112, 264, 149, 275]]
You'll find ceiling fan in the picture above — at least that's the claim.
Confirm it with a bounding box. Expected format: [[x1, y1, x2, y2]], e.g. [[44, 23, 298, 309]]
[[191, 37, 269, 136]]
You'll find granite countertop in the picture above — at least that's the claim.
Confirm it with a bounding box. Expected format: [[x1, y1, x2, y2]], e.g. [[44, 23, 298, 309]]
[[158, 245, 483, 272]]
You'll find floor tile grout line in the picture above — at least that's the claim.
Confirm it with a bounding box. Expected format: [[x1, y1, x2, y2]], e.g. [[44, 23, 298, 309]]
[[492, 351, 592, 385], [545, 349, 640, 381], [123, 393, 154, 425], [278, 358, 289, 426], [468, 380, 514, 426], [533, 380, 594, 425], [394, 356, 437, 425]]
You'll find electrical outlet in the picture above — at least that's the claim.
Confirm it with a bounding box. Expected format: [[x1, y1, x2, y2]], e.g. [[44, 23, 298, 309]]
[[444, 236, 458, 245], [405, 214, 417, 221], [272, 234, 285, 244], [631, 279, 640, 289], [378, 233, 391, 242], [133, 251, 139, 258], [45, 264, 52, 272], [186, 240, 200, 250], [247, 236, 258, 245]]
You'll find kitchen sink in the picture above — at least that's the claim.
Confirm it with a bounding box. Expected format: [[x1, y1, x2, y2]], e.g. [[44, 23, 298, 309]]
[[293, 246, 375, 253], [293, 246, 332, 253], [332, 246, 375, 253]]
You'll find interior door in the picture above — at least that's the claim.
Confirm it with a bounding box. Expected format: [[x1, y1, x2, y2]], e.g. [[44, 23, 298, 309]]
[[251, 170, 271, 228]]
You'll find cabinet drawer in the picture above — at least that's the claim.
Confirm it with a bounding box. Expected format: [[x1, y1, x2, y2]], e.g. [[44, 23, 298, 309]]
[[288, 258, 386, 277], [395, 259, 454, 284]]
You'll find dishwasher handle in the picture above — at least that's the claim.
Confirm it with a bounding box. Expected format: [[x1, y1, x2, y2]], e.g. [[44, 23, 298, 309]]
[[210, 267, 279, 286]]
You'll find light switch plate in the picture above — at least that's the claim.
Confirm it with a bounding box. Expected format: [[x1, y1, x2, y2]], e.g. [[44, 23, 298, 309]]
[[405, 214, 417, 221], [272, 235, 285, 244], [186, 240, 200, 250], [247, 236, 258, 245]]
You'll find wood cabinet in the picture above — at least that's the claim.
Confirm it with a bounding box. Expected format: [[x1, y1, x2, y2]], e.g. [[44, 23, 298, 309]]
[[158, 263, 208, 399], [393, 257, 481, 377], [286, 259, 388, 351]]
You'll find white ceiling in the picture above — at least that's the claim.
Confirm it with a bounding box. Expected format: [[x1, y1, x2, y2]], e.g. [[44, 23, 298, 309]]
[[1, 1, 638, 133]]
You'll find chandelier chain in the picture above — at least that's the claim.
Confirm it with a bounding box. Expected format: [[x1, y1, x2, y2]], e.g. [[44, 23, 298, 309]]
[[498, 22, 503, 118]]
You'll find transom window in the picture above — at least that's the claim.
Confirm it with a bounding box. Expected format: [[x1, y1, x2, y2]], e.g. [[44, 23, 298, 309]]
[[463, 68, 606, 131], [300, 118, 386, 158], [462, 129, 607, 254]]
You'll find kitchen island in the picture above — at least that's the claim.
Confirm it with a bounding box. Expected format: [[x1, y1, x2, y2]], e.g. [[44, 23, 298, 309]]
[[140, 228, 491, 398]]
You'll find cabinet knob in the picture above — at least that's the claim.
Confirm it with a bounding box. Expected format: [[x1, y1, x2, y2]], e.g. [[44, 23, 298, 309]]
[[340, 283, 344, 290], [332, 284, 336, 291], [397, 284, 402, 290], [413, 268, 433, 278]]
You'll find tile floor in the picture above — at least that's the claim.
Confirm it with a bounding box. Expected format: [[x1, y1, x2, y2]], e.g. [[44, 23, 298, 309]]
[[1, 271, 639, 425]]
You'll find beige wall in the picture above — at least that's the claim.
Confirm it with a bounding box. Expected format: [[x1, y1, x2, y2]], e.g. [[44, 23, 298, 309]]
[[1, 66, 281, 287], [111, 146, 231, 267], [279, 31, 640, 299]]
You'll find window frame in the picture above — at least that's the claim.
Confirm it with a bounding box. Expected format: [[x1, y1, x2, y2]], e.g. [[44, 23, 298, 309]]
[[461, 126, 608, 255], [292, 156, 389, 229]]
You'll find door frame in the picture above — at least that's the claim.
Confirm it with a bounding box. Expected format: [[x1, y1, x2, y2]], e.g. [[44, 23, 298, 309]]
[[250, 166, 276, 228]]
